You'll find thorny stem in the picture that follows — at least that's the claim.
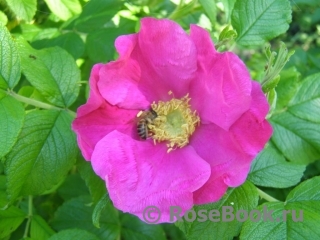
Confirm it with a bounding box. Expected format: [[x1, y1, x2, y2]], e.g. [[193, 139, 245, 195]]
[[23, 196, 33, 238], [256, 187, 280, 202], [0, 89, 76, 118]]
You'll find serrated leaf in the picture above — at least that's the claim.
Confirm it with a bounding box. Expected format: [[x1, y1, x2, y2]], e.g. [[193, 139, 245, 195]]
[[288, 73, 320, 123], [199, 0, 216, 25], [0, 206, 26, 238], [77, 160, 106, 204], [292, 0, 320, 6], [16, 38, 80, 107], [248, 145, 305, 188], [176, 181, 259, 240], [51, 195, 166, 240], [74, 0, 122, 33], [0, 92, 25, 158], [32, 32, 85, 59], [271, 112, 320, 164], [231, 0, 292, 46], [0, 23, 21, 89], [44, 0, 81, 21], [48, 229, 100, 240], [92, 194, 110, 228], [240, 176, 320, 239], [30, 215, 55, 240], [275, 67, 300, 110], [6, 0, 37, 22], [5, 110, 77, 202]]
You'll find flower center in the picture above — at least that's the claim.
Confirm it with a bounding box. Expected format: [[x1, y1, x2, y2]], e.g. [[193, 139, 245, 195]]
[[148, 94, 200, 152]]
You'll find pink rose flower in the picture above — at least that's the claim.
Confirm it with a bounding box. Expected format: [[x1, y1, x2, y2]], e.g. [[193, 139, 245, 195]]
[[72, 17, 272, 223]]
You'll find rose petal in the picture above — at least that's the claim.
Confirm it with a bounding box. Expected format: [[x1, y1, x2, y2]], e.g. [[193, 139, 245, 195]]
[[189, 25, 252, 130], [97, 34, 150, 110], [190, 124, 253, 204], [91, 131, 211, 223], [129, 18, 197, 101], [72, 104, 138, 160], [72, 64, 139, 160], [230, 81, 273, 156], [76, 64, 104, 118]]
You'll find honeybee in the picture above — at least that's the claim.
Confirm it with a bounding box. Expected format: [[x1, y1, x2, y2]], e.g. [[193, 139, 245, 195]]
[[137, 109, 157, 139]]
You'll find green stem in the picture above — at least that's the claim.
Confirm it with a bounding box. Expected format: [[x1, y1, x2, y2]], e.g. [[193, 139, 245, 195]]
[[77, 81, 88, 84], [23, 196, 33, 238], [0, 89, 76, 117], [8, 90, 61, 110], [256, 188, 279, 202]]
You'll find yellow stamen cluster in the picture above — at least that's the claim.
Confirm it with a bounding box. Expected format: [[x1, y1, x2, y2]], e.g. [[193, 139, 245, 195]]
[[149, 94, 200, 152]]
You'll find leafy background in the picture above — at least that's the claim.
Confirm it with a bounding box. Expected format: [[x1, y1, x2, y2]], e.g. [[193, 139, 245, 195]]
[[0, 0, 319, 239]]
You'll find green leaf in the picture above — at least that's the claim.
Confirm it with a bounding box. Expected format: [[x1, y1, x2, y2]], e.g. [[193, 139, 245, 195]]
[[292, 0, 320, 6], [51, 196, 120, 239], [219, 0, 236, 22], [77, 160, 106, 204], [51, 196, 166, 240], [271, 112, 320, 164], [199, 0, 216, 25], [240, 176, 320, 239], [287, 73, 320, 123], [270, 73, 320, 164], [32, 32, 85, 59], [0, 23, 21, 89], [86, 19, 136, 62], [0, 206, 26, 238], [16, 38, 80, 107], [6, 0, 37, 22], [77, 158, 107, 203], [74, 0, 122, 33], [275, 67, 301, 110], [5, 110, 77, 202], [48, 229, 100, 240], [92, 194, 110, 228], [162, 224, 186, 240], [231, 0, 292, 46], [176, 181, 259, 240], [57, 174, 89, 201], [30, 215, 55, 240], [0, 175, 7, 208], [0, 92, 25, 158], [248, 145, 305, 188], [0, 11, 8, 25], [44, 0, 81, 21], [119, 214, 166, 240]]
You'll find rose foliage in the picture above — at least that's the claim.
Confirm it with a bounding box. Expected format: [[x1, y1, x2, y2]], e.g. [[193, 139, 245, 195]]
[[72, 18, 272, 223]]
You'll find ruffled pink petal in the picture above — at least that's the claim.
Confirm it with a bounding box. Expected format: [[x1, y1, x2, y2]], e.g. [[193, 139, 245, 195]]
[[128, 18, 197, 102], [72, 64, 139, 160], [72, 104, 137, 160], [76, 64, 104, 117], [97, 34, 150, 110], [189, 25, 252, 130], [230, 81, 273, 156], [91, 131, 211, 223], [190, 124, 253, 204], [193, 175, 228, 204]]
